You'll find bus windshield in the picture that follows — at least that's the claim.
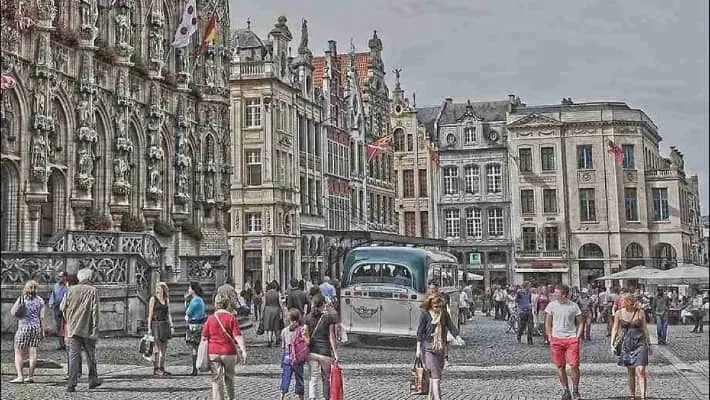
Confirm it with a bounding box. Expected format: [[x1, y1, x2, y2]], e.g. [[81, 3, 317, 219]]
[[428, 263, 458, 288], [349, 263, 414, 288]]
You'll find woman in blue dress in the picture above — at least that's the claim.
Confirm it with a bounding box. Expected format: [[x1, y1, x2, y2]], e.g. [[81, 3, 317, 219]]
[[611, 293, 652, 400]]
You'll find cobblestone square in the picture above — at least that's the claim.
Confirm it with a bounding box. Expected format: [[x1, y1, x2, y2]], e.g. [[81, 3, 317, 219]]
[[2, 317, 707, 400]]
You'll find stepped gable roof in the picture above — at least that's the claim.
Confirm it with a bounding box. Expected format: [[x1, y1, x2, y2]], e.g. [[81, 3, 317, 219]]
[[312, 52, 370, 88], [438, 100, 510, 124]]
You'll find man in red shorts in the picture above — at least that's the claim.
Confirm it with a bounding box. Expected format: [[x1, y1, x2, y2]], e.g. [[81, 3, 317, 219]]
[[545, 284, 583, 400]]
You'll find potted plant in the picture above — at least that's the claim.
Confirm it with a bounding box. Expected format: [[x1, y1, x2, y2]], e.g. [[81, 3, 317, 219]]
[[83, 209, 113, 231], [132, 55, 149, 77], [119, 213, 145, 232], [153, 220, 175, 238], [181, 221, 203, 241]]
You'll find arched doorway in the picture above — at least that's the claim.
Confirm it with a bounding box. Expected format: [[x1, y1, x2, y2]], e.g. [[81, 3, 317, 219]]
[[653, 243, 677, 269], [578, 243, 604, 288], [1, 162, 18, 250], [624, 243, 644, 268], [39, 170, 65, 242]]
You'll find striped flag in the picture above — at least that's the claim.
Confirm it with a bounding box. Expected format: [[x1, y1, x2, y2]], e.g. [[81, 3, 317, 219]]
[[197, 13, 218, 55], [171, 0, 199, 48], [607, 140, 625, 166]]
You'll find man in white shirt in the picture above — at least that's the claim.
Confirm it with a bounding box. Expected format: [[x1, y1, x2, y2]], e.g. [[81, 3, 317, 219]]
[[545, 284, 583, 400]]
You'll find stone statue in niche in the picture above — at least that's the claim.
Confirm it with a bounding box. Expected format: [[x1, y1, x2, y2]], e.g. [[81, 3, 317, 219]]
[[77, 96, 91, 125], [113, 157, 130, 184], [176, 48, 189, 74], [283, 214, 291, 234], [204, 175, 214, 199], [30, 135, 46, 169], [148, 163, 162, 193], [115, 11, 131, 46], [176, 170, 189, 197], [115, 116, 126, 139], [149, 31, 164, 62], [34, 91, 46, 116], [116, 72, 127, 98], [204, 56, 216, 87]]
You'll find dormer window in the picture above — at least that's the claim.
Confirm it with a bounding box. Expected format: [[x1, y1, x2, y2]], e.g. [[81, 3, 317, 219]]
[[464, 127, 476, 143]]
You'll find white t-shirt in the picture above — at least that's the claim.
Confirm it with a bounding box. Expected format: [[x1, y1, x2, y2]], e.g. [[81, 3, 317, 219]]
[[544, 299, 581, 339], [459, 291, 469, 308]]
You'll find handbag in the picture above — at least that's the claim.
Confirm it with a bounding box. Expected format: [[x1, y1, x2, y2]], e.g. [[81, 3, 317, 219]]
[[613, 309, 638, 357], [139, 334, 155, 361], [410, 357, 430, 395], [13, 295, 25, 319], [196, 339, 210, 372]]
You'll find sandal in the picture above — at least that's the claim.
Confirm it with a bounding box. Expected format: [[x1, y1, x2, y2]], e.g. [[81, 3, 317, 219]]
[[24, 377, 34, 383], [9, 377, 24, 383]]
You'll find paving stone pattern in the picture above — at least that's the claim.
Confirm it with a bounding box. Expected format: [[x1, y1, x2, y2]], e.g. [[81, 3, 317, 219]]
[[1, 316, 706, 400]]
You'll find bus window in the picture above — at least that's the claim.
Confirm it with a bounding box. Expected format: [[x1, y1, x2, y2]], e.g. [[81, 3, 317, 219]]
[[351, 264, 382, 284], [351, 263, 413, 288], [441, 264, 456, 288]]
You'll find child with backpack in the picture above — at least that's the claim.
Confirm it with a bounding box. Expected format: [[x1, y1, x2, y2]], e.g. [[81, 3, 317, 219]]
[[280, 308, 309, 400]]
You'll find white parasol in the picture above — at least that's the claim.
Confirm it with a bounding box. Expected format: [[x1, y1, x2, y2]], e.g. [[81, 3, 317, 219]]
[[596, 265, 661, 281], [639, 264, 710, 286]]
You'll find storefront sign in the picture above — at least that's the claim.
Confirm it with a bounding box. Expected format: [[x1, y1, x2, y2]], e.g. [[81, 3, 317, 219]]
[[531, 259, 554, 268], [468, 252, 481, 266]]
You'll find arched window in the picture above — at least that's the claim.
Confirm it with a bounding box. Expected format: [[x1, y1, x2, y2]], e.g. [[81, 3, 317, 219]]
[[393, 128, 405, 152], [624, 243, 644, 268]]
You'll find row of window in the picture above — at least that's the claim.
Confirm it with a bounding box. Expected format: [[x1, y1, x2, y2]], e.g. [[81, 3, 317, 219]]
[[401, 169, 428, 198], [442, 164, 502, 195], [443, 208, 505, 238], [520, 189, 558, 214], [518, 144, 636, 172], [580, 187, 669, 223], [401, 211, 429, 237], [521, 227, 560, 251], [299, 176, 324, 217]]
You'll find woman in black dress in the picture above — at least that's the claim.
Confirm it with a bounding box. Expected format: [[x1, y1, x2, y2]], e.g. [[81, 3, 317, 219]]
[[147, 282, 174, 376], [262, 282, 283, 346], [611, 293, 652, 400]]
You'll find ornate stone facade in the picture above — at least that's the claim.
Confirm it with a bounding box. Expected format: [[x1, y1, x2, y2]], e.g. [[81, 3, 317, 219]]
[[429, 96, 519, 287], [0, 0, 231, 276]]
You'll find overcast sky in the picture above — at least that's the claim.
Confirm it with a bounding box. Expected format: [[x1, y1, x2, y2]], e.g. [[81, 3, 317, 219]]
[[231, 0, 709, 209]]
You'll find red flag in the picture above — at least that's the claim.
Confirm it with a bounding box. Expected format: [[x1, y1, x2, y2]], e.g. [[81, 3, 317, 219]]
[[366, 144, 382, 162], [197, 13, 218, 55], [607, 140, 625, 166], [428, 143, 440, 167]]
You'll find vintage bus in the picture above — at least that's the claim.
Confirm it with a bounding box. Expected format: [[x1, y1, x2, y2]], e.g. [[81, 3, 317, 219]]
[[340, 246, 461, 338]]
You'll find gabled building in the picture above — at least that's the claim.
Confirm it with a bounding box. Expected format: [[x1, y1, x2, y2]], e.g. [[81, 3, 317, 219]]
[[390, 73, 436, 238], [433, 97, 520, 287], [228, 17, 324, 287]]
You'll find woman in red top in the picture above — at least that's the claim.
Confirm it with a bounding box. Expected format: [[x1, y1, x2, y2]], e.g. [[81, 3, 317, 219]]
[[202, 294, 247, 400]]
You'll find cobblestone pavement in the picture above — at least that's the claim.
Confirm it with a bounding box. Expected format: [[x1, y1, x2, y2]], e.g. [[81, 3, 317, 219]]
[[1, 316, 707, 400]]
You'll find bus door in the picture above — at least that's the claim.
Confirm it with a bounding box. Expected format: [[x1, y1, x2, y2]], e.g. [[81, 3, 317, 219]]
[[377, 264, 417, 335], [342, 264, 384, 334]]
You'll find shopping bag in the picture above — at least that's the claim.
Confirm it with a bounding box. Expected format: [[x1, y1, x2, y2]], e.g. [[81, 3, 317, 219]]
[[329, 361, 344, 400], [196, 339, 210, 372], [139, 334, 155, 362], [410, 357, 429, 395]]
